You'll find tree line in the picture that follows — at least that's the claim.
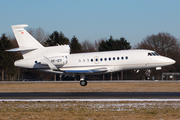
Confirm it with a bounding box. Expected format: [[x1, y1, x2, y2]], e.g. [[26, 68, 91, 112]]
[[0, 27, 179, 81]]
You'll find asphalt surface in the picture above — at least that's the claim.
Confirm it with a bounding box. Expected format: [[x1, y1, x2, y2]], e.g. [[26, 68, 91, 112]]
[[1, 80, 180, 84], [0, 92, 180, 99]]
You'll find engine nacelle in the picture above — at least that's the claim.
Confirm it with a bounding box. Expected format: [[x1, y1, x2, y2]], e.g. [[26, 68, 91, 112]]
[[40, 56, 67, 66]]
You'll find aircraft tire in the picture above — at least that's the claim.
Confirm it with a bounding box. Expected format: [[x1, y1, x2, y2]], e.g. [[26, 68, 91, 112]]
[[80, 80, 87, 86]]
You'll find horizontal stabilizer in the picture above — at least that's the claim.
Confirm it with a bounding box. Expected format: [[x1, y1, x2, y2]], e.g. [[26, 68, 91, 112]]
[[6, 47, 37, 52]]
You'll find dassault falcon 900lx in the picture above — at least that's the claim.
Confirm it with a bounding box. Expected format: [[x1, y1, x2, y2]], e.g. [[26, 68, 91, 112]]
[[7, 24, 175, 86]]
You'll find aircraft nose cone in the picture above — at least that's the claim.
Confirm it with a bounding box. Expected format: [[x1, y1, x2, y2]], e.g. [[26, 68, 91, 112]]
[[157, 56, 176, 67], [169, 58, 176, 64], [165, 57, 176, 65]]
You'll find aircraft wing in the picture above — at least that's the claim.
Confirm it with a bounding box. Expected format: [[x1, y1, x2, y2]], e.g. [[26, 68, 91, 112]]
[[62, 67, 108, 74], [43, 56, 108, 74]]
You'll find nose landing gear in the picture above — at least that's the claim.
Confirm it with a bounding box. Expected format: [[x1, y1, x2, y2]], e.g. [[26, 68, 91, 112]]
[[145, 69, 151, 80]]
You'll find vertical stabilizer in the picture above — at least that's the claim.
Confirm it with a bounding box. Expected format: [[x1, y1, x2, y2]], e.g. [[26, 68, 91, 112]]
[[11, 24, 43, 48], [11, 24, 44, 59]]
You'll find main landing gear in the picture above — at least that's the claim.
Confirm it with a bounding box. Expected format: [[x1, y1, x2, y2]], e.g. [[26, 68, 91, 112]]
[[80, 74, 87, 86]]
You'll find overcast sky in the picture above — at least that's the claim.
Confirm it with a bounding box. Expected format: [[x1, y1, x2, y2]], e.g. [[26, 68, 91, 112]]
[[1, 0, 180, 46]]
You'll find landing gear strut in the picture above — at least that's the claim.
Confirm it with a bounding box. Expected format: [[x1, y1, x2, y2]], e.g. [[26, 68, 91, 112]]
[[80, 74, 87, 86], [145, 69, 151, 80], [80, 80, 87, 86]]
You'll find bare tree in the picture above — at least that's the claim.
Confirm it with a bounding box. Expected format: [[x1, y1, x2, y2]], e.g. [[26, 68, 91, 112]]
[[27, 27, 49, 44], [136, 32, 180, 72], [81, 39, 103, 52], [81, 40, 96, 52], [136, 32, 180, 57], [94, 39, 103, 52]]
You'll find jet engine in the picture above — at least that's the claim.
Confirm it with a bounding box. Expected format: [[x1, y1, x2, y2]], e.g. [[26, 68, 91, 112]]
[[40, 56, 67, 66]]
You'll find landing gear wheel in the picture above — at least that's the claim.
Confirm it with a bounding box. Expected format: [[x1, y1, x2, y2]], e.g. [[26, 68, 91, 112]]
[[80, 80, 87, 86], [146, 76, 150, 80]]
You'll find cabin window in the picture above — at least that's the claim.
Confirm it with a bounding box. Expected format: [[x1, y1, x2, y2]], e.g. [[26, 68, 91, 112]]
[[35, 61, 37, 63], [83, 59, 85, 62], [91, 59, 93, 62], [126, 56, 128, 59], [121, 57, 124, 60], [104, 58, 107, 61], [95, 58, 98, 62], [113, 57, 115, 60], [87, 59, 89, 62], [117, 57, 119, 60], [109, 57, 111, 61], [100, 58, 103, 61], [79, 59, 81, 63]]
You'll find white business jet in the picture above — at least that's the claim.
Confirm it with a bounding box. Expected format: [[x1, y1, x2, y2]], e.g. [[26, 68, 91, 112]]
[[7, 24, 175, 86]]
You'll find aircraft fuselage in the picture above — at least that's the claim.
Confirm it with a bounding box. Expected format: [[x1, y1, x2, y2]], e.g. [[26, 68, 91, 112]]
[[14, 49, 175, 75]]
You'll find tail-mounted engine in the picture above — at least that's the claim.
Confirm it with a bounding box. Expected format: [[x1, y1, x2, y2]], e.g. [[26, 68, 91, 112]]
[[40, 56, 67, 66]]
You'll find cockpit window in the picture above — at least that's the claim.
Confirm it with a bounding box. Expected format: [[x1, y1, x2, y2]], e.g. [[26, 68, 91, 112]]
[[151, 52, 156, 56], [148, 53, 152, 56], [148, 52, 160, 56], [154, 52, 159, 56]]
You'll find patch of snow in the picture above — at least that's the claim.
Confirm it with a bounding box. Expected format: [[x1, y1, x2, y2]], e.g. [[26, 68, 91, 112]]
[[0, 99, 180, 102]]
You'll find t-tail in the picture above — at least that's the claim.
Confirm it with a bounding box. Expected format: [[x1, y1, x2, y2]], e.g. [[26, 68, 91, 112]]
[[7, 24, 70, 69], [6, 24, 44, 59]]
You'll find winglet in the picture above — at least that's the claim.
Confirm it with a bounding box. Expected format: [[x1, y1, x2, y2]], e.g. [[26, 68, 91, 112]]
[[43, 56, 59, 71]]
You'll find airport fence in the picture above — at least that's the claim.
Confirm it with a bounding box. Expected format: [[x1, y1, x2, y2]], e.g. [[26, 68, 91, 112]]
[[162, 73, 180, 81]]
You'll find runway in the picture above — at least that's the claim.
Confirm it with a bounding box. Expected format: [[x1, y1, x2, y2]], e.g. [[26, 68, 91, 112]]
[[0, 92, 180, 99]]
